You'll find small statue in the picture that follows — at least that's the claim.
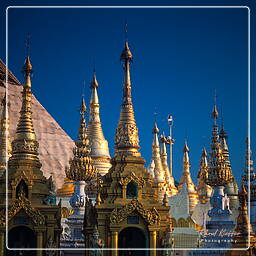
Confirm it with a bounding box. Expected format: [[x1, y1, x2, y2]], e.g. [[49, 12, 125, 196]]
[[44, 176, 57, 205], [89, 226, 104, 256], [84, 197, 97, 227]]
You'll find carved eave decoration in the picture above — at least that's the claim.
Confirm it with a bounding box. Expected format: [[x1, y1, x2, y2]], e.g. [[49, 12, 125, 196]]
[[0, 192, 45, 227], [110, 199, 160, 225], [119, 172, 145, 187], [10, 170, 34, 188]]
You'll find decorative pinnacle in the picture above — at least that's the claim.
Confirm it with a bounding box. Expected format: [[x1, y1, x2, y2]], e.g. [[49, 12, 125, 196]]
[[10, 55, 40, 163], [244, 137, 254, 175], [65, 98, 97, 182], [152, 122, 159, 134], [202, 147, 207, 157], [183, 141, 189, 153], [212, 104, 219, 120], [78, 96, 88, 146], [219, 108, 228, 139], [90, 69, 99, 89], [198, 147, 208, 179], [120, 41, 133, 61], [183, 141, 190, 169], [80, 96, 87, 115]]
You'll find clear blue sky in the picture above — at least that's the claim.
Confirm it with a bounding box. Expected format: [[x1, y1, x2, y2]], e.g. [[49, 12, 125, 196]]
[[1, 0, 255, 185]]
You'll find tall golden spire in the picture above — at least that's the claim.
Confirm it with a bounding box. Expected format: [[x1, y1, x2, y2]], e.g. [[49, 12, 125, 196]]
[[65, 97, 97, 182], [0, 94, 11, 176], [178, 141, 199, 213], [219, 115, 232, 170], [9, 56, 41, 167], [87, 69, 111, 176], [114, 39, 140, 156], [232, 179, 256, 253], [197, 147, 212, 204], [179, 142, 196, 188], [242, 137, 256, 200], [151, 122, 165, 184], [236, 182, 252, 234]]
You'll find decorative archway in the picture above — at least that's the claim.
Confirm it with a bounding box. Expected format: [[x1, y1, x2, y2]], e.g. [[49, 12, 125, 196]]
[[7, 226, 36, 255], [118, 227, 147, 256]]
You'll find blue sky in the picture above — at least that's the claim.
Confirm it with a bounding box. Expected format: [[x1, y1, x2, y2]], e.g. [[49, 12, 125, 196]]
[[1, 1, 255, 184]]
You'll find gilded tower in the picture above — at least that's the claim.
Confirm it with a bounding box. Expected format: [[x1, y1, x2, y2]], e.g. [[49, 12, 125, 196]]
[[197, 147, 212, 204], [160, 132, 178, 195], [178, 142, 199, 214], [151, 122, 168, 200], [0, 56, 61, 256], [88, 39, 170, 256], [87, 70, 112, 176]]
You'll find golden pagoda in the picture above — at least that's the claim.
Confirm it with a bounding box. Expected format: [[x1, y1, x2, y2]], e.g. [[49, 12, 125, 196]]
[[151, 122, 169, 200], [87, 70, 112, 176], [86, 39, 170, 256], [178, 142, 199, 214], [0, 56, 61, 256], [205, 104, 233, 187]]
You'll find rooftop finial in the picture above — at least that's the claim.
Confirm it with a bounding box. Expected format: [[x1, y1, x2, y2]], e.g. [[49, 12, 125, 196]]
[[219, 105, 228, 139], [212, 90, 219, 121], [80, 96, 87, 116], [90, 66, 99, 89]]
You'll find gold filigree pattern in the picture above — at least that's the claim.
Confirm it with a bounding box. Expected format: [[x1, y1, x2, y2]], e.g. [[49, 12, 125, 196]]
[[110, 199, 160, 225], [115, 123, 139, 148], [65, 97, 97, 182], [119, 172, 145, 187], [0, 191, 45, 226], [12, 139, 39, 153]]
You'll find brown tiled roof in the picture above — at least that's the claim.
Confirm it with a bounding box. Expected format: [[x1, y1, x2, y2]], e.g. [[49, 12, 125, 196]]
[[0, 60, 75, 189]]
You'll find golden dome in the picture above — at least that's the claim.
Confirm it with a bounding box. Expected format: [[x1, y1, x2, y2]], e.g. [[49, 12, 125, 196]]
[[57, 178, 74, 197]]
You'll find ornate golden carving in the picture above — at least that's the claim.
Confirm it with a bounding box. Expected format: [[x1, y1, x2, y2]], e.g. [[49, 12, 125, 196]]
[[110, 199, 160, 225], [65, 97, 97, 182], [12, 139, 39, 153], [115, 123, 139, 149], [0, 191, 45, 227], [11, 170, 34, 188], [119, 172, 145, 187]]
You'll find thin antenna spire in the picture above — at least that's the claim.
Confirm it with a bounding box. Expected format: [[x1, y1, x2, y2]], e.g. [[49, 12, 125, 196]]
[[82, 80, 86, 97], [93, 62, 96, 74], [154, 107, 158, 123], [214, 89, 218, 105], [25, 33, 31, 57], [124, 21, 128, 41]]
